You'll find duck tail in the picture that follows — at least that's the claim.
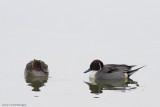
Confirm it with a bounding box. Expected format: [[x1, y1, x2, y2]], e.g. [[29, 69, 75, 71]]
[[126, 65, 146, 77]]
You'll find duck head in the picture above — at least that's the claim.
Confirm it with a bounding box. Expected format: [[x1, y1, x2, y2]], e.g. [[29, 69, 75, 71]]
[[84, 60, 104, 73], [32, 59, 48, 74], [32, 59, 42, 71]]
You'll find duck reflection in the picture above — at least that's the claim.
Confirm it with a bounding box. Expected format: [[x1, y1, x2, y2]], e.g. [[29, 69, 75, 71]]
[[25, 76, 48, 91], [85, 78, 138, 94]]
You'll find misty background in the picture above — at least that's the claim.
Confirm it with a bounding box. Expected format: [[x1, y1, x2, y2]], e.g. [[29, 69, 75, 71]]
[[0, 0, 160, 107]]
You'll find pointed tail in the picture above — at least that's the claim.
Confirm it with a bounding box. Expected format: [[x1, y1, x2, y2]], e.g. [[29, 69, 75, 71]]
[[126, 65, 146, 77]]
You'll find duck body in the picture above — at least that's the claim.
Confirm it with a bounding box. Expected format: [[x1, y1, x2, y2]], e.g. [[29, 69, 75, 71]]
[[89, 64, 132, 79], [84, 60, 145, 79], [25, 59, 49, 77]]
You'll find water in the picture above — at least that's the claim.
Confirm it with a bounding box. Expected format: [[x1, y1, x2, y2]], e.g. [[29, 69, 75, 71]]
[[0, 0, 160, 107]]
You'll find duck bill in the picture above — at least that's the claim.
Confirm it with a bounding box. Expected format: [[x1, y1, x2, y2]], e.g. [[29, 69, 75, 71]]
[[41, 68, 48, 74], [84, 68, 91, 73]]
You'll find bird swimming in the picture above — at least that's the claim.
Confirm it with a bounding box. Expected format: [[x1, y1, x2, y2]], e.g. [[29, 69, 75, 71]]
[[25, 59, 49, 76], [84, 59, 145, 79]]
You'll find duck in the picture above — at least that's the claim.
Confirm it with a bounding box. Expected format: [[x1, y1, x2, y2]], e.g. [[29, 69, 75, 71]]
[[25, 59, 49, 76], [84, 60, 145, 79]]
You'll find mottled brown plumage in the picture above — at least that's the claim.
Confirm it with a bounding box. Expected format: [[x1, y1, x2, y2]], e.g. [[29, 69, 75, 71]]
[[25, 59, 49, 76]]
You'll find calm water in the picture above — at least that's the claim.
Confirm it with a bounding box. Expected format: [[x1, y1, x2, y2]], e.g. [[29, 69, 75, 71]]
[[0, 0, 160, 107]]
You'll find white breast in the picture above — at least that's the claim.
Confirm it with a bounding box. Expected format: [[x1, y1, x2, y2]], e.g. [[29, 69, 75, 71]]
[[89, 70, 98, 79]]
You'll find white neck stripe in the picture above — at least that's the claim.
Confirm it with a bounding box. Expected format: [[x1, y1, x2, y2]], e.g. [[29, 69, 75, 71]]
[[99, 62, 102, 71]]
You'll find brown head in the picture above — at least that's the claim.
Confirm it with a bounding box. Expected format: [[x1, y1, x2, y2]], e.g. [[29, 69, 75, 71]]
[[32, 59, 42, 71], [84, 59, 104, 73]]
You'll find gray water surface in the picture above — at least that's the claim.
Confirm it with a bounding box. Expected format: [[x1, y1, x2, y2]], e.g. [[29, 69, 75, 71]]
[[0, 0, 160, 107]]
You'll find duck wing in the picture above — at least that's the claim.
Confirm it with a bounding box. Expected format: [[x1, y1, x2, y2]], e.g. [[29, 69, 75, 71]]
[[103, 64, 136, 73]]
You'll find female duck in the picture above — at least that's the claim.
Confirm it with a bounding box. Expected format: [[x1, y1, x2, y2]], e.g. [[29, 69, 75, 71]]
[[25, 59, 49, 76], [84, 60, 145, 79]]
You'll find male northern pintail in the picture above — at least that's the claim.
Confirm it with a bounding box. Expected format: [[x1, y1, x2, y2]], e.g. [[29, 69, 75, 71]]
[[84, 60, 145, 79], [25, 59, 49, 76]]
